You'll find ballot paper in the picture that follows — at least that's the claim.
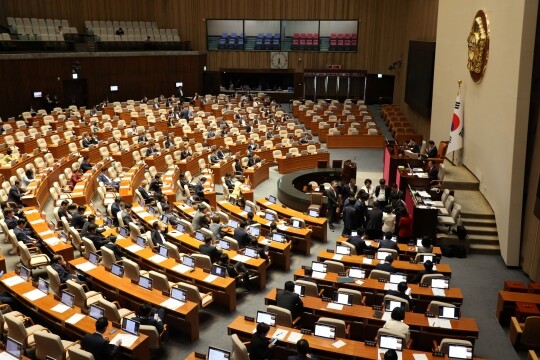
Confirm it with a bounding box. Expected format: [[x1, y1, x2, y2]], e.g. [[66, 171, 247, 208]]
[[126, 244, 144, 253], [75, 262, 96, 272], [173, 264, 193, 274], [384, 283, 398, 291], [233, 254, 250, 263], [327, 303, 343, 311], [65, 313, 85, 324], [287, 332, 303, 343], [148, 254, 167, 264], [362, 258, 373, 265], [332, 340, 346, 348], [109, 334, 138, 348], [432, 288, 446, 297], [160, 298, 185, 310], [3, 276, 25, 287], [51, 303, 71, 313], [204, 274, 217, 283], [311, 271, 326, 280], [23, 289, 47, 301]]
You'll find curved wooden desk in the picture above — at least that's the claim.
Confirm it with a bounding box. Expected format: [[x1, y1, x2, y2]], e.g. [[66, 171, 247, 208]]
[[276, 152, 330, 174]]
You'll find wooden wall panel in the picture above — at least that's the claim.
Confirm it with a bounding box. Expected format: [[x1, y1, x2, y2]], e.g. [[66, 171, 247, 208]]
[[0, 54, 206, 119]]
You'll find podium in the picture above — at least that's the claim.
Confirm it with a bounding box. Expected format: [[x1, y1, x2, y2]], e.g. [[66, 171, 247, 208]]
[[342, 160, 357, 184]]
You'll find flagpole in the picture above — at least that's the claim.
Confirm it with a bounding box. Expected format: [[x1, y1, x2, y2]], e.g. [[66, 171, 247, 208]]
[[452, 80, 462, 166]]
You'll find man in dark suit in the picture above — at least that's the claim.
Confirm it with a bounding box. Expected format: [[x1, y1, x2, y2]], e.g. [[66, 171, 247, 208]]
[[427, 160, 438, 182], [379, 232, 399, 251], [216, 147, 226, 160], [375, 255, 397, 273], [354, 192, 369, 229], [365, 202, 384, 239], [411, 260, 438, 284], [97, 168, 120, 190], [347, 229, 375, 255], [233, 221, 252, 249], [57, 200, 72, 223], [247, 139, 259, 152], [427, 140, 438, 158], [326, 181, 339, 230], [80, 156, 93, 172], [133, 303, 165, 334], [8, 180, 26, 208], [137, 181, 154, 202], [277, 281, 303, 319], [199, 235, 223, 263], [164, 134, 175, 149], [71, 205, 88, 230], [149, 175, 163, 195], [110, 198, 122, 226], [342, 195, 357, 236], [145, 143, 159, 157], [3, 208, 18, 230], [288, 339, 319, 360], [341, 178, 358, 198], [14, 219, 37, 246], [138, 133, 149, 143], [387, 281, 413, 307], [82, 317, 122, 360], [209, 150, 220, 164], [374, 179, 390, 208], [86, 223, 123, 260], [224, 173, 235, 191], [388, 184, 404, 209], [51, 255, 85, 284], [82, 133, 96, 148]]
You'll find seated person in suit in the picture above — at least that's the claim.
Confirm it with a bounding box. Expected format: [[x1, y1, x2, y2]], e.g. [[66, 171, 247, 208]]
[[248, 234, 268, 261], [249, 322, 274, 360], [378, 232, 399, 251], [298, 133, 310, 145], [81, 215, 107, 238], [277, 281, 304, 320], [82, 317, 122, 359], [206, 127, 216, 139], [161, 205, 182, 226], [247, 139, 259, 152], [51, 255, 86, 284], [71, 205, 88, 230], [86, 223, 123, 260], [233, 158, 244, 175], [427, 160, 438, 182], [223, 173, 236, 191], [137, 180, 155, 204], [133, 303, 166, 334], [150, 221, 167, 247], [209, 215, 225, 240], [149, 174, 163, 195], [82, 133, 98, 148], [180, 145, 192, 159], [216, 146, 226, 159], [199, 234, 223, 263], [164, 134, 175, 149], [193, 177, 206, 197], [347, 228, 375, 255], [387, 281, 413, 308], [8, 180, 27, 208], [247, 152, 261, 167], [383, 306, 410, 342], [138, 133, 149, 143], [3, 208, 20, 230], [426, 140, 438, 158], [209, 150, 220, 164], [288, 339, 319, 360], [58, 200, 73, 223], [375, 255, 397, 274], [246, 212, 257, 226], [80, 156, 94, 172], [411, 260, 437, 284], [98, 167, 120, 190], [192, 205, 210, 231], [218, 253, 252, 292], [407, 139, 420, 153], [233, 221, 251, 249], [145, 143, 159, 157]]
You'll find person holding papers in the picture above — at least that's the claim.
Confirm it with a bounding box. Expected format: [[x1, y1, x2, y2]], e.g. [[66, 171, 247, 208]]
[[249, 322, 274, 360], [383, 307, 410, 342], [82, 317, 122, 360]]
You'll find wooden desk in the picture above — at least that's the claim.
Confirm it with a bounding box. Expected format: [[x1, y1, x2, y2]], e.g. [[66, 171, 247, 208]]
[[48, 141, 72, 159], [70, 257, 200, 341], [162, 167, 180, 204], [227, 316, 483, 360], [79, 145, 102, 164], [336, 236, 442, 258], [115, 237, 237, 312], [72, 161, 111, 205], [210, 156, 235, 182], [112, 148, 136, 168], [264, 288, 477, 345], [515, 302, 540, 322], [244, 161, 271, 189], [256, 198, 327, 243], [1, 273, 149, 359], [497, 291, 540, 325], [177, 149, 213, 176], [216, 200, 308, 257], [119, 165, 146, 203], [24, 207, 74, 261], [276, 152, 330, 174], [15, 137, 39, 155], [315, 251, 452, 279], [0, 153, 37, 179], [326, 134, 386, 148]]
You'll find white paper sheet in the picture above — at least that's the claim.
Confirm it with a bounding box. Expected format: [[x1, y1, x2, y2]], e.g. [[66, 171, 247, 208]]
[[332, 254, 343, 260], [148, 254, 167, 264], [65, 313, 85, 324], [287, 332, 303, 343], [277, 225, 289, 231], [75, 262, 97, 272], [272, 329, 289, 340], [362, 258, 373, 265], [232, 254, 250, 263], [332, 340, 346, 348], [109, 333, 139, 348], [44, 237, 60, 246], [412, 354, 429, 360], [327, 303, 343, 311], [23, 289, 47, 301], [382, 312, 392, 321], [51, 303, 71, 313], [204, 274, 217, 283], [126, 244, 144, 253], [311, 271, 326, 279], [432, 288, 446, 297], [160, 298, 185, 310], [3, 276, 25, 287], [172, 264, 192, 274], [384, 283, 398, 291]]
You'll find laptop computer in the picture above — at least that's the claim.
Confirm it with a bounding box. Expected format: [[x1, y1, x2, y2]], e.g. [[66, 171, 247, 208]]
[[311, 261, 327, 274], [336, 245, 351, 256], [158, 245, 169, 258], [389, 273, 407, 284], [264, 212, 275, 221], [183, 255, 196, 269], [256, 310, 276, 326], [228, 219, 239, 229], [5, 337, 22, 359], [334, 292, 353, 306], [88, 304, 105, 320], [60, 291, 74, 308], [313, 322, 336, 339], [211, 264, 227, 278], [135, 235, 146, 247], [121, 317, 140, 336], [244, 247, 259, 259], [207, 346, 231, 360], [160, 214, 169, 224], [268, 195, 276, 204], [171, 287, 187, 302], [244, 205, 252, 213], [218, 239, 230, 250], [88, 252, 100, 265], [308, 209, 319, 217], [137, 275, 153, 290], [37, 278, 49, 294], [271, 233, 286, 243], [348, 267, 366, 279], [379, 334, 403, 351], [248, 226, 260, 237], [194, 231, 205, 241], [118, 226, 129, 238], [291, 219, 301, 228], [111, 263, 124, 277], [294, 284, 305, 297], [385, 299, 406, 312], [447, 343, 473, 359], [439, 306, 460, 319], [176, 224, 185, 233], [431, 277, 450, 289]]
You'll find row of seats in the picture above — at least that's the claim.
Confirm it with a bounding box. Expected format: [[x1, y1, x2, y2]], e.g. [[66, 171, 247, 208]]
[[97, 34, 181, 43], [7, 17, 72, 34]]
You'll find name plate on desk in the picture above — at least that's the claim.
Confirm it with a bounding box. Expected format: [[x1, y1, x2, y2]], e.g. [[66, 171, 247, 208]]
[[372, 305, 382, 311], [194, 352, 206, 359], [419, 283, 429, 287], [321, 297, 332, 303], [378, 278, 387, 283], [365, 340, 377, 347], [432, 352, 445, 357], [326, 249, 334, 253], [244, 316, 255, 322], [300, 329, 312, 335]]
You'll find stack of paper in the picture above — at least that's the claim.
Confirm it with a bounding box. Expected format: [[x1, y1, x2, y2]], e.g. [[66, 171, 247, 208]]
[[327, 303, 343, 311], [362, 258, 373, 265], [23, 289, 47, 301], [311, 271, 326, 280], [65, 313, 85, 324], [287, 332, 303, 343], [3, 276, 25, 287], [51, 303, 71, 313]]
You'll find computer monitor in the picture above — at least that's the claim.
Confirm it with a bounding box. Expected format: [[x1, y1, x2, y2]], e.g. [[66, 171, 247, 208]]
[[218, 239, 230, 250], [268, 195, 276, 204], [136, 235, 146, 247], [194, 231, 205, 242], [37, 278, 48, 294], [291, 219, 301, 228], [294, 284, 305, 297], [334, 292, 353, 306], [211, 264, 227, 278], [311, 261, 327, 273], [207, 346, 231, 360], [228, 197, 236, 205], [160, 214, 169, 224], [106, 217, 114, 227], [19, 266, 30, 281], [256, 310, 276, 326], [111, 263, 124, 277], [176, 224, 185, 233], [416, 239, 423, 247], [336, 245, 351, 255], [171, 287, 187, 302], [272, 233, 285, 243], [186, 198, 192, 206], [33, 91, 43, 99], [88, 252, 99, 265], [228, 219, 239, 229], [248, 226, 260, 237], [348, 267, 366, 279], [158, 245, 169, 258], [385, 299, 406, 312], [264, 212, 275, 221], [313, 322, 336, 339], [110, 85, 119, 92], [137, 275, 153, 290], [60, 291, 74, 308], [378, 334, 403, 351], [431, 277, 450, 289], [389, 273, 407, 284], [438, 306, 460, 320], [119, 226, 129, 238], [377, 251, 392, 260], [5, 337, 22, 359], [121, 317, 140, 336], [244, 205, 252, 213], [244, 247, 259, 259], [89, 304, 105, 320], [176, 82, 183, 88], [447, 344, 473, 359], [351, 231, 358, 237], [308, 209, 319, 217], [183, 255, 195, 268]]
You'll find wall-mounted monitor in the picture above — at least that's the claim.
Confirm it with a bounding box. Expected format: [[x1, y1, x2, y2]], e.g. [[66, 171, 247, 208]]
[[176, 82, 183, 87], [33, 91, 42, 98], [72, 73, 78, 79], [110, 85, 119, 92]]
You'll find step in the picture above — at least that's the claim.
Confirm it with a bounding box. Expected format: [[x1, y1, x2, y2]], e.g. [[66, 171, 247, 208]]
[[461, 218, 496, 227], [468, 234, 500, 246], [443, 180, 479, 191], [461, 212, 495, 220], [463, 225, 498, 236], [469, 243, 501, 255]]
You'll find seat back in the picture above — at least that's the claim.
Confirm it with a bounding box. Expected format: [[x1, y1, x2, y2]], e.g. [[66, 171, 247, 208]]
[[97, 298, 121, 324], [439, 339, 473, 354], [66, 280, 90, 309], [427, 301, 455, 315], [522, 316, 540, 346], [18, 241, 35, 269], [5, 314, 28, 347], [123, 258, 142, 282], [415, 252, 437, 263], [377, 327, 408, 348], [192, 253, 212, 271], [231, 333, 250, 360], [162, 241, 181, 260], [337, 288, 363, 305], [339, 241, 357, 255], [267, 305, 293, 327], [100, 246, 117, 270], [318, 317, 347, 338], [368, 269, 391, 281], [68, 345, 96, 360], [45, 265, 62, 297], [177, 282, 202, 308], [34, 331, 64, 360], [383, 294, 409, 312], [420, 273, 444, 285], [139, 324, 161, 349], [323, 259, 344, 273], [295, 280, 319, 297], [149, 270, 171, 292], [81, 237, 98, 259], [377, 248, 398, 260]]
